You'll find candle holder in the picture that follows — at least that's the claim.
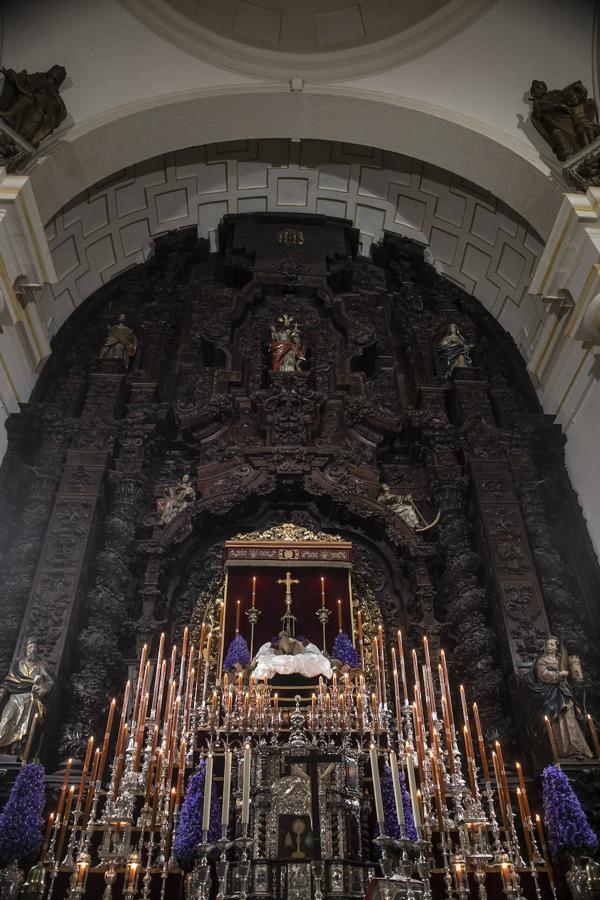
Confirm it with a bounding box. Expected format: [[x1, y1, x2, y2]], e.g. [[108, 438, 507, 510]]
[[451, 852, 469, 900], [245, 606, 261, 659], [373, 833, 395, 880], [44, 814, 62, 867], [232, 832, 254, 900], [67, 851, 90, 900], [415, 840, 432, 900], [62, 808, 82, 870], [507, 809, 525, 870], [499, 854, 523, 900], [482, 779, 506, 862], [102, 864, 117, 900], [309, 860, 324, 900], [471, 862, 488, 900], [123, 850, 141, 900], [396, 837, 417, 881], [194, 840, 214, 900], [316, 606, 331, 652], [214, 837, 231, 900], [141, 831, 155, 900], [528, 859, 543, 900], [168, 805, 182, 870]]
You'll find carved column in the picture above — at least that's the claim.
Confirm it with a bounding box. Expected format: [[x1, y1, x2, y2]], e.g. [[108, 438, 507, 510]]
[[60, 472, 145, 754], [0, 404, 71, 672], [413, 386, 511, 745], [430, 472, 511, 746], [12, 448, 109, 684], [10, 371, 125, 758], [61, 371, 160, 751], [470, 459, 550, 763]]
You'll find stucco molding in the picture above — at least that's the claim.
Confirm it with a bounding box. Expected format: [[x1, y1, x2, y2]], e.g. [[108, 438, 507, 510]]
[[26, 86, 560, 239], [117, 0, 498, 82]]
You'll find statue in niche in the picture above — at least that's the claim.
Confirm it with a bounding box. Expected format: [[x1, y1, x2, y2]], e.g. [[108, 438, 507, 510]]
[[528, 80, 599, 161], [270, 313, 306, 373], [0, 637, 53, 756], [528, 635, 593, 759], [437, 323, 473, 378], [157, 474, 196, 526], [98, 313, 138, 369], [377, 483, 440, 532], [0, 65, 67, 147]]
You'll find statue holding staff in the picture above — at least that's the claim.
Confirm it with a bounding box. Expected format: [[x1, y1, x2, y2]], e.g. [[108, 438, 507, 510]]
[[0, 637, 53, 756]]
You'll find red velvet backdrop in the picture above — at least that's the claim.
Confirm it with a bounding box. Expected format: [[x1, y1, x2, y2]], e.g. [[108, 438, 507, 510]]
[[222, 566, 353, 664]]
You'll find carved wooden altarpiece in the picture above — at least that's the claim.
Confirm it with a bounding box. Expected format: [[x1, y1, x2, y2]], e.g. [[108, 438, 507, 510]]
[[0, 212, 599, 819]]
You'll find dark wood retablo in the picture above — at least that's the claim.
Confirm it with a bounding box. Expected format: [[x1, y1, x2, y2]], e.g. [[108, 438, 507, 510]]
[[0, 213, 598, 823]]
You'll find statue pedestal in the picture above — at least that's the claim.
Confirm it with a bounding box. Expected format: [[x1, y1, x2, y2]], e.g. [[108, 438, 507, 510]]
[[563, 135, 600, 189]]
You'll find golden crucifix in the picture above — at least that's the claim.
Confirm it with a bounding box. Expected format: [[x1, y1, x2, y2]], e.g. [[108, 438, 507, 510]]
[[277, 570, 300, 635]]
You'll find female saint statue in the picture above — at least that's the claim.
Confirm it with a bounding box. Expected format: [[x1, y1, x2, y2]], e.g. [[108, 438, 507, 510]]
[[437, 323, 473, 378], [0, 638, 53, 756], [528, 635, 592, 759]]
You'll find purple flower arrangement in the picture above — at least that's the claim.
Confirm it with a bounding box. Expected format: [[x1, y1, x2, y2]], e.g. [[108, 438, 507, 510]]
[[0, 763, 45, 866], [379, 765, 417, 842], [174, 759, 221, 866], [223, 634, 250, 671], [542, 765, 598, 855], [381, 765, 400, 839], [399, 769, 418, 841], [332, 632, 360, 669]]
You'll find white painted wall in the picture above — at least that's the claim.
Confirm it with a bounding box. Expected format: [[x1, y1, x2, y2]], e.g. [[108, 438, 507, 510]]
[[348, 0, 596, 165], [563, 377, 600, 555], [1, 0, 595, 170], [1, 0, 253, 125]]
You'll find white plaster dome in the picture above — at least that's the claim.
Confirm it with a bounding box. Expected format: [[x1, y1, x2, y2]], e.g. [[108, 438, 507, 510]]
[[119, 0, 496, 79]]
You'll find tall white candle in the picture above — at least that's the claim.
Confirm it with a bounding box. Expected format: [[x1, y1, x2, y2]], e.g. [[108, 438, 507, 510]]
[[202, 753, 214, 835], [389, 750, 406, 830], [369, 744, 385, 826], [222, 749, 232, 828], [241, 743, 251, 826], [405, 743, 421, 830]]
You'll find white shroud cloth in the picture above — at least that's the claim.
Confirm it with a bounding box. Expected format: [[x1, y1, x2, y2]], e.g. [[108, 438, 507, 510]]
[[252, 642, 333, 681]]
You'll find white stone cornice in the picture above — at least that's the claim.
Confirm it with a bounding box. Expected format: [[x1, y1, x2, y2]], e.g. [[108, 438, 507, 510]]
[[0, 169, 57, 458], [529, 187, 600, 357], [529, 186, 600, 559]]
